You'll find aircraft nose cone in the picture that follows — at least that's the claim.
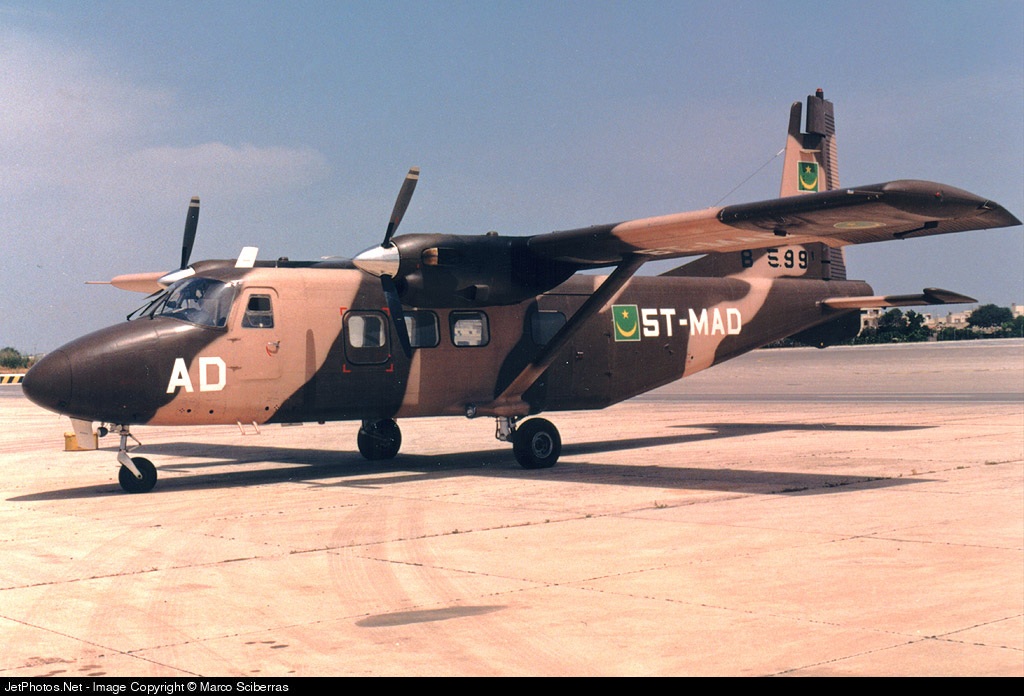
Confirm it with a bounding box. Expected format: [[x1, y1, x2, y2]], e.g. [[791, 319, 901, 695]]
[[22, 349, 72, 414]]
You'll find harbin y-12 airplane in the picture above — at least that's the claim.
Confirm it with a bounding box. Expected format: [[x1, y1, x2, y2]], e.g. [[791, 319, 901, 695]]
[[23, 89, 1021, 492]]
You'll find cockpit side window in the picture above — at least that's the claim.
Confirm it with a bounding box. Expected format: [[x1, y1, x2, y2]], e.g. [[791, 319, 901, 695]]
[[242, 294, 274, 328]]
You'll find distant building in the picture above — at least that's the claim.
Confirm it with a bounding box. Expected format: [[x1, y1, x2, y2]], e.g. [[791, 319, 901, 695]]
[[925, 303, 1023, 331], [859, 307, 932, 332], [859, 304, 1020, 334], [925, 310, 972, 329], [860, 307, 884, 331]]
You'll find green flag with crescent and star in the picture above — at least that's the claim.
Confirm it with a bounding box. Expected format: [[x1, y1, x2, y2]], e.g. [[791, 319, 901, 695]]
[[612, 304, 641, 342], [798, 161, 819, 191]]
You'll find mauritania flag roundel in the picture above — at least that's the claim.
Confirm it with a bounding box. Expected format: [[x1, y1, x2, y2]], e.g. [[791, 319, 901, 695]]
[[798, 161, 819, 191], [612, 304, 641, 342]]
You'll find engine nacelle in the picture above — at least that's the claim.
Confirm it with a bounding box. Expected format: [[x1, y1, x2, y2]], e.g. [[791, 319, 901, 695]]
[[391, 233, 577, 307]]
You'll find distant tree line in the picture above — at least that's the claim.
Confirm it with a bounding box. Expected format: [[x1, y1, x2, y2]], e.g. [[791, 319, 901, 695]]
[[853, 303, 1022, 345], [853, 308, 931, 344], [0, 347, 36, 370], [765, 304, 1023, 348]]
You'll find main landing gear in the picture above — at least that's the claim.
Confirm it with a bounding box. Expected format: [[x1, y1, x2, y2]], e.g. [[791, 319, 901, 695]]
[[102, 416, 560, 492], [109, 425, 158, 494], [496, 416, 562, 469], [357, 418, 402, 460], [355, 416, 562, 469]]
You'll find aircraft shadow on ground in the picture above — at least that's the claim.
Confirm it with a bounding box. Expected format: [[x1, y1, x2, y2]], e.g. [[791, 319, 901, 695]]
[[11, 421, 933, 501]]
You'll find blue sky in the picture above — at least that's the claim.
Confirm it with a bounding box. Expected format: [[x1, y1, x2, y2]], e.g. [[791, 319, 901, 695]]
[[2, 1, 1022, 352]]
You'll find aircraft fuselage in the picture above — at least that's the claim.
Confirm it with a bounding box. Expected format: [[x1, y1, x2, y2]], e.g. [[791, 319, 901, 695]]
[[25, 265, 869, 427]]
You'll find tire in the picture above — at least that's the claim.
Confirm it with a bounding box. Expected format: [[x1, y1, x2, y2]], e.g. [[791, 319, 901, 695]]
[[512, 418, 561, 469], [357, 419, 402, 460], [119, 456, 157, 493]]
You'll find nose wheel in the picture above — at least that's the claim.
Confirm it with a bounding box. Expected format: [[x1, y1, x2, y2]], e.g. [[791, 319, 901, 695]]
[[118, 456, 157, 493]]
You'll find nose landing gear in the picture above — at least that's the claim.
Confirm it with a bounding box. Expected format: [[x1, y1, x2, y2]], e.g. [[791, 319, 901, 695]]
[[112, 426, 157, 493]]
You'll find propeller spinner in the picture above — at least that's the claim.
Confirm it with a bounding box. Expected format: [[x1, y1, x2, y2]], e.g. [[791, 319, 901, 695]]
[[353, 167, 420, 358]]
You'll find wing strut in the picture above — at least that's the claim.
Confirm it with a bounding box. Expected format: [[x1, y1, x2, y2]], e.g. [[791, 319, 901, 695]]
[[481, 255, 648, 417]]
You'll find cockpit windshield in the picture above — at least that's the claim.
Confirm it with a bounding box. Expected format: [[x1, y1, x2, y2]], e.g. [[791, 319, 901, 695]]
[[129, 278, 236, 328]]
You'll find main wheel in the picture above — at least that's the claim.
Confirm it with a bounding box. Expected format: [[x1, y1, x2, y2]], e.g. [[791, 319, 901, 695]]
[[118, 456, 157, 493], [357, 419, 402, 461], [512, 418, 561, 469]]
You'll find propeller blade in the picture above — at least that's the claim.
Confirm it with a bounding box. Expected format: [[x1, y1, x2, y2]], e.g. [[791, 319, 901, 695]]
[[180, 197, 200, 269], [382, 167, 419, 247], [381, 275, 413, 358]]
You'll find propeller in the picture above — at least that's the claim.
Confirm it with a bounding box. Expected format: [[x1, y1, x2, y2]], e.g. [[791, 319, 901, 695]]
[[101, 196, 202, 293], [385, 167, 419, 247], [157, 196, 202, 287], [354, 168, 420, 358], [382, 274, 412, 358]]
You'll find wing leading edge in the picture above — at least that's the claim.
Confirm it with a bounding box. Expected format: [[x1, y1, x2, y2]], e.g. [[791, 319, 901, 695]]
[[528, 179, 1021, 267]]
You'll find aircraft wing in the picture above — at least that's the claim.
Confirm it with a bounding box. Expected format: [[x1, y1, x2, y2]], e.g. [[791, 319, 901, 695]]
[[529, 179, 1021, 266]]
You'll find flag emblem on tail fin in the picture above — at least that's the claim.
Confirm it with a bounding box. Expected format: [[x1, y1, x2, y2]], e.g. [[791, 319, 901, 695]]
[[798, 162, 819, 191], [612, 305, 641, 342]]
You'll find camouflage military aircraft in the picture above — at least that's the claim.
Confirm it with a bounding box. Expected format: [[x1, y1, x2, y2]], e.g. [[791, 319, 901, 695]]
[[22, 90, 1020, 493]]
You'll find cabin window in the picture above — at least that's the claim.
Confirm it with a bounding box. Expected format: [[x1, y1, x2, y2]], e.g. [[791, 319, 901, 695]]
[[242, 294, 274, 328], [348, 313, 387, 348], [344, 311, 390, 364], [450, 311, 490, 347], [530, 310, 566, 345], [403, 310, 440, 348]]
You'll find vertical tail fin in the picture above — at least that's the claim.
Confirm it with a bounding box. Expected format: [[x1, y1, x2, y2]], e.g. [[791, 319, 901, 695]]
[[780, 88, 839, 197], [778, 89, 845, 280], [664, 90, 851, 282]]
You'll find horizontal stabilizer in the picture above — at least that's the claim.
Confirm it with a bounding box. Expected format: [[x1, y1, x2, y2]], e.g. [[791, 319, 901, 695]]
[[821, 287, 976, 309]]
